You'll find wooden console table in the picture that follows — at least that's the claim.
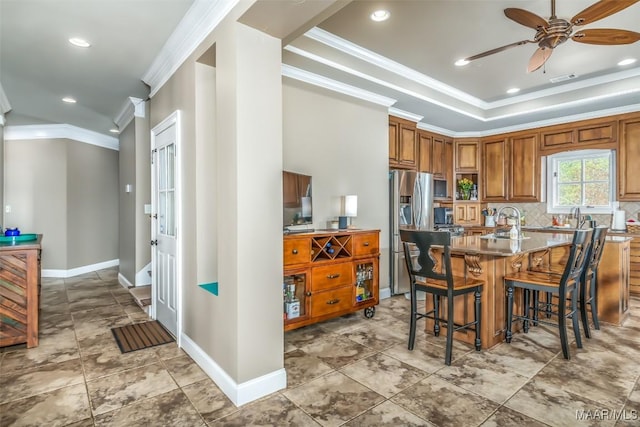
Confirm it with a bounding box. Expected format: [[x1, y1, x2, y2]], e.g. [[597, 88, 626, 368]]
[[283, 229, 380, 331], [0, 235, 42, 348]]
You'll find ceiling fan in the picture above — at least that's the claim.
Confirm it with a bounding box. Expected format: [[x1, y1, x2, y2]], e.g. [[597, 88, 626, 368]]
[[460, 0, 640, 73]]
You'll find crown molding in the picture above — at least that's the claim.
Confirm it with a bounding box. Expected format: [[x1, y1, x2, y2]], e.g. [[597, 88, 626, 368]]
[[114, 97, 145, 130], [282, 64, 396, 107], [0, 82, 11, 115], [4, 124, 119, 151], [388, 107, 423, 122], [304, 27, 485, 108], [298, 26, 640, 120], [285, 44, 486, 122], [453, 103, 640, 138], [143, 0, 239, 97]]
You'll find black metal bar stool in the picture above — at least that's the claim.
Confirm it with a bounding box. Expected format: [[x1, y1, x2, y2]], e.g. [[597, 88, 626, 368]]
[[400, 229, 484, 365], [580, 225, 608, 338], [503, 228, 592, 360]]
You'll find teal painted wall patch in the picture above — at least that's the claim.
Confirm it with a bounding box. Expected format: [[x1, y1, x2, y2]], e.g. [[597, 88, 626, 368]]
[[199, 282, 218, 296]]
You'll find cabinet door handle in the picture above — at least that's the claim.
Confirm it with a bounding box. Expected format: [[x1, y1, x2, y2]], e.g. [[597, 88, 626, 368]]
[[305, 291, 312, 297], [326, 299, 340, 305], [327, 274, 340, 279], [292, 249, 298, 254], [363, 242, 370, 246]]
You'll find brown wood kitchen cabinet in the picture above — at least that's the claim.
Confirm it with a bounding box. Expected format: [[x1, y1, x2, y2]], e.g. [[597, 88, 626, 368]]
[[417, 130, 432, 173], [453, 202, 485, 226], [0, 236, 42, 348], [389, 116, 417, 169], [508, 132, 539, 202], [482, 137, 508, 202], [455, 139, 480, 172], [479, 132, 539, 202], [539, 117, 617, 154], [283, 230, 379, 331], [618, 116, 640, 201]]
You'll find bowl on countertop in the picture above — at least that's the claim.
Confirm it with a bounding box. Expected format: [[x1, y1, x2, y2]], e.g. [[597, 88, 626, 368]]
[[4, 228, 20, 237]]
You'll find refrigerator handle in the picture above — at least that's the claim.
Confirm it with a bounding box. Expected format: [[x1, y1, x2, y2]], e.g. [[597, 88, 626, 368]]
[[413, 177, 422, 228]]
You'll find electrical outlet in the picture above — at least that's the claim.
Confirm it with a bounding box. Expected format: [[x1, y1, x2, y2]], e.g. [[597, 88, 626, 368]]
[[5, 205, 10, 213]]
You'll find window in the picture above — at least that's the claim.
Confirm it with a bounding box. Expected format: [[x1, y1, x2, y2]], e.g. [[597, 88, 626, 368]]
[[546, 149, 615, 214]]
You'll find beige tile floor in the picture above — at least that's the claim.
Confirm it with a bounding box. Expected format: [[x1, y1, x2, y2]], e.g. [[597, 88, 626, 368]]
[[1, 268, 639, 426]]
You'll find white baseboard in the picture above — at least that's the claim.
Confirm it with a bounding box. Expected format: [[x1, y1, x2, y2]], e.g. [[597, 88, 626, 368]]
[[379, 286, 391, 300], [180, 333, 287, 407], [42, 259, 119, 278], [135, 262, 152, 286], [118, 273, 134, 289]]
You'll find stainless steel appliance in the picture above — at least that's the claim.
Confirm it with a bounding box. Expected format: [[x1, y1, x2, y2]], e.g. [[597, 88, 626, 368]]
[[434, 207, 453, 225], [389, 170, 434, 295]]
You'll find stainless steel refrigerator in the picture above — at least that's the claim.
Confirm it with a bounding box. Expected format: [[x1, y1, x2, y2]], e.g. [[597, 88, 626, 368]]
[[389, 170, 434, 295]]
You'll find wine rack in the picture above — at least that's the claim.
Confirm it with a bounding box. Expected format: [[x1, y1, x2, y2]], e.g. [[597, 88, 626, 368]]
[[310, 234, 352, 261]]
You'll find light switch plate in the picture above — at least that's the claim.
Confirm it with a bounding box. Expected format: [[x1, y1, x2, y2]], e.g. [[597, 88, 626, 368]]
[[144, 204, 151, 214], [5, 205, 10, 213]]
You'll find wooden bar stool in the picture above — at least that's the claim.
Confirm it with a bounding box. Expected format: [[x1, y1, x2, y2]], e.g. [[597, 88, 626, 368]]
[[400, 229, 484, 366], [503, 229, 592, 360]]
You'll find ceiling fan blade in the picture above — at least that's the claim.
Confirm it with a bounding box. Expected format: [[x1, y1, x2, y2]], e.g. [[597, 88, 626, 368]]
[[571, 0, 640, 26], [463, 40, 534, 62], [572, 28, 640, 45], [504, 8, 548, 29], [527, 47, 553, 73]]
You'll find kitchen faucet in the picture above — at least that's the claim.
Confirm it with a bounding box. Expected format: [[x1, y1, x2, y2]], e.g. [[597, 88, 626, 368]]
[[572, 207, 585, 228], [496, 206, 522, 238]]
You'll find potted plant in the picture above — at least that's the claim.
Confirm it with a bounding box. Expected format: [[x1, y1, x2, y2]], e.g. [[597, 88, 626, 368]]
[[458, 178, 474, 200]]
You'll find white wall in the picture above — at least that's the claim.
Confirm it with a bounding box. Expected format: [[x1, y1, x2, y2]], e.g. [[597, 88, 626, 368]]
[[283, 80, 390, 293]]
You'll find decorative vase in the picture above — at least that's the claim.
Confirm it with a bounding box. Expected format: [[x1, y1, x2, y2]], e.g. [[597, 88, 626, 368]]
[[461, 189, 471, 200]]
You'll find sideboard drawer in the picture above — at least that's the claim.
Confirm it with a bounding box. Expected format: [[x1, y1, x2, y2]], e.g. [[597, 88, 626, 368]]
[[311, 286, 352, 317], [353, 232, 379, 257], [284, 238, 310, 266], [311, 262, 353, 291]]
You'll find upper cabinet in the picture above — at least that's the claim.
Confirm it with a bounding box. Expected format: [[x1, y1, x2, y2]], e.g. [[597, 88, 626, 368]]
[[417, 130, 432, 173], [389, 116, 417, 169], [509, 133, 539, 202], [454, 139, 480, 172], [482, 137, 508, 202], [539, 118, 617, 154], [480, 133, 540, 202], [618, 116, 640, 201]]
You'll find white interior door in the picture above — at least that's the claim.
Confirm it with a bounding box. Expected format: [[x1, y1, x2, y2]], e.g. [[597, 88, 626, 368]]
[[151, 117, 179, 337]]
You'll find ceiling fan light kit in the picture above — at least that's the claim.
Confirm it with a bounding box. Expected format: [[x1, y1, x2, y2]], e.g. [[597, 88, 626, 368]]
[[459, 0, 640, 73]]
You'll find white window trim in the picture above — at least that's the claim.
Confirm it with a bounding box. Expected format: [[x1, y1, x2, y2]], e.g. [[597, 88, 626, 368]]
[[546, 149, 616, 215]]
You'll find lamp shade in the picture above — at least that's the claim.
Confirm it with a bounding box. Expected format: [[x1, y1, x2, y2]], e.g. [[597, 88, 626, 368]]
[[344, 195, 357, 217]]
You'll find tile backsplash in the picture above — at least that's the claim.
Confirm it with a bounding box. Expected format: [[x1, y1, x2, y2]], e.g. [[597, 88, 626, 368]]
[[487, 202, 640, 228]]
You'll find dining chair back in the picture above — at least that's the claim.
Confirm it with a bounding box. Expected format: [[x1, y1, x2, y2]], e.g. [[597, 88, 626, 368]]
[[400, 229, 484, 365]]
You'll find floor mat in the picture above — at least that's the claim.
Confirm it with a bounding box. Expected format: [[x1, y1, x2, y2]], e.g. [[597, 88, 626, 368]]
[[111, 320, 174, 353]]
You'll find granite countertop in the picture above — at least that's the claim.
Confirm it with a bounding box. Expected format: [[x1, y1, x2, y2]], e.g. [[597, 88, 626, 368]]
[[449, 231, 573, 257]]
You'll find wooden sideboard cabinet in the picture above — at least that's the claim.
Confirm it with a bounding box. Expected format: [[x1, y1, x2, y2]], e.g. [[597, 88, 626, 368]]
[[0, 236, 43, 348], [629, 236, 640, 296], [283, 230, 380, 331]]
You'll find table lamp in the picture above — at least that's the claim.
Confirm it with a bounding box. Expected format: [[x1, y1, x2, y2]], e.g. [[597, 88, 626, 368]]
[[338, 195, 358, 229]]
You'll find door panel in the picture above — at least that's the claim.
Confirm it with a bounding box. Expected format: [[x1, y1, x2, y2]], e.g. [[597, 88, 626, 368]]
[[152, 121, 178, 337]]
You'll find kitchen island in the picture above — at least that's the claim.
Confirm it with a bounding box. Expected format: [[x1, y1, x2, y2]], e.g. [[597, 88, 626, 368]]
[[0, 235, 42, 348], [424, 231, 629, 349]]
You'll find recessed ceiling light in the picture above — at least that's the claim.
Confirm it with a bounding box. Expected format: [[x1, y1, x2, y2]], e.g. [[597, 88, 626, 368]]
[[454, 58, 469, 67], [109, 128, 119, 134], [69, 37, 91, 48], [370, 10, 390, 22], [618, 58, 637, 66], [506, 88, 520, 94], [62, 97, 76, 103]]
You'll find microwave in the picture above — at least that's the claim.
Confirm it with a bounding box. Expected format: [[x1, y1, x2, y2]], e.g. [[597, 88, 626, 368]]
[[433, 179, 447, 199]]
